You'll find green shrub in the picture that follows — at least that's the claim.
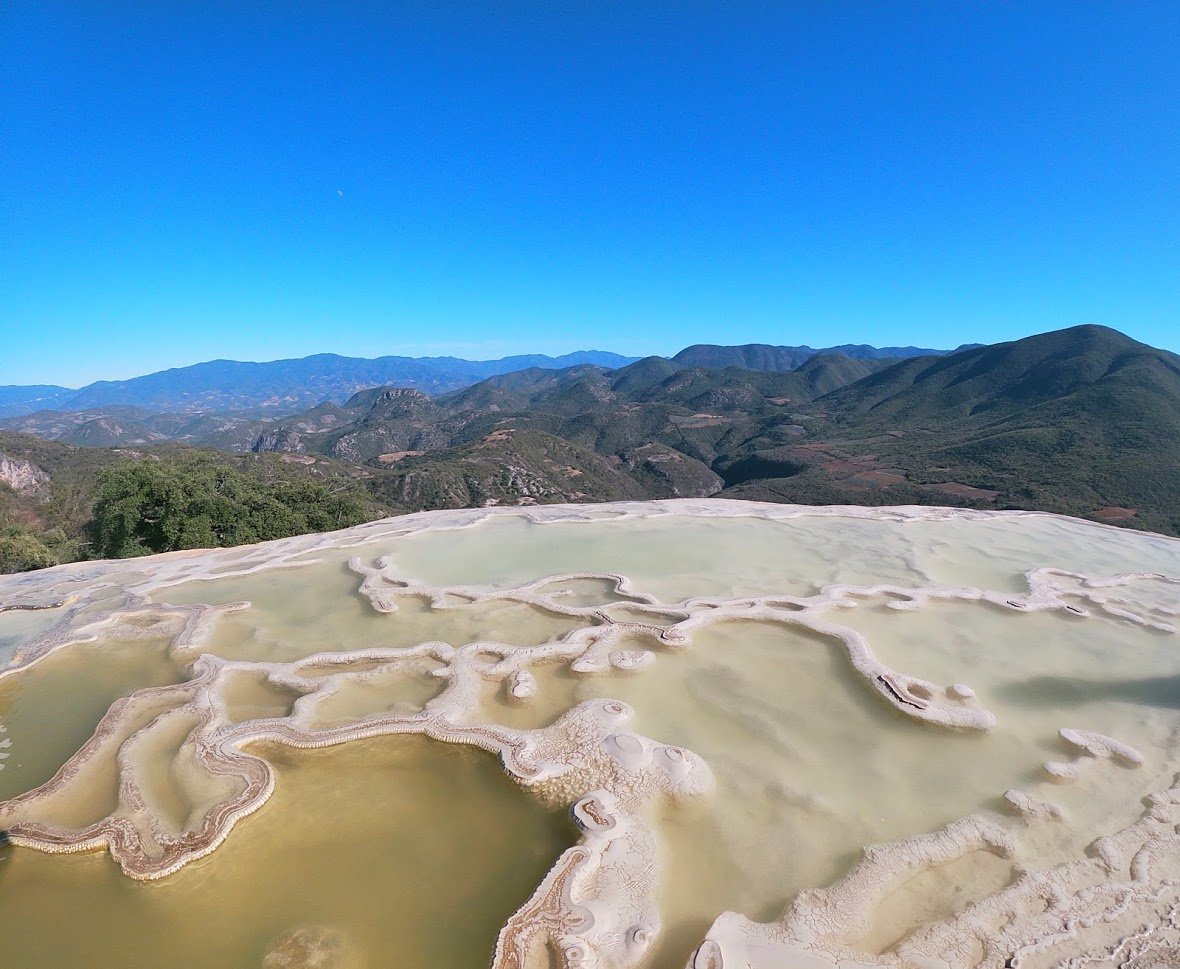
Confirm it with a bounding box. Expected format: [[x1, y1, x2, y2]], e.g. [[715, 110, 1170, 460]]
[[0, 530, 58, 573]]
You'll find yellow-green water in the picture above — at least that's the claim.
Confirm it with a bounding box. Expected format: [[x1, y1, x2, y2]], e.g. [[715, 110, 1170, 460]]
[[380, 512, 1180, 602], [0, 636, 181, 801], [382, 514, 931, 599], [155, 562, 582, 662], [0, 606, 66, 666], [0, 736, 572, 969]]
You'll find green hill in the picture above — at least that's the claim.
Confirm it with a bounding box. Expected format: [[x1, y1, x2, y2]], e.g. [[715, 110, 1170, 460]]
[[762, 325, 1180, 534], [824, 325, 1180, 424], [4, 325, 1180, 573]]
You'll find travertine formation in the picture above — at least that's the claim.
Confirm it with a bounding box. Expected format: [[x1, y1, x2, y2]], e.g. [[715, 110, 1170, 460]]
[[691, 778, 1180, 969], [0, 499, 1178, 969]]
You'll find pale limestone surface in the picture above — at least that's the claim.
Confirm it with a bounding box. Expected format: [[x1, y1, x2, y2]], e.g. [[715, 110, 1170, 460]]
[[0, 499, 1178, 968]]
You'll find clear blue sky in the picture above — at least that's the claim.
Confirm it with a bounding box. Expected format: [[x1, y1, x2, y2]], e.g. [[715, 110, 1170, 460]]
[[3, 2, 1177, 387]]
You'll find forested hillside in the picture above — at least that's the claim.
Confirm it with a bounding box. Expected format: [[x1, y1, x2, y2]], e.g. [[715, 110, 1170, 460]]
[[0, 433, 385, 572], [4, 325, 1178, 574]]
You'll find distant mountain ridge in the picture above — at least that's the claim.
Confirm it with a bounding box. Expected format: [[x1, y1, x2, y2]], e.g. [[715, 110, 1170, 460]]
[[4, 325, 1180, 556], [672, 342, 970, 370], [0, 341, 970, 419], [0, 350, 642, 418]]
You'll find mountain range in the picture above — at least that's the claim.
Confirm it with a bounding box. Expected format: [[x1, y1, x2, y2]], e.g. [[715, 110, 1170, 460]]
[[0, 352, 893, 452], [0, 350, 640, 418], [2, 325, 1178, 570], [0, 341, 968, 420]]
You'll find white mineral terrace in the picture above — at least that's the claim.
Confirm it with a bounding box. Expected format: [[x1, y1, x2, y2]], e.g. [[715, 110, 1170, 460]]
[[0, 499, 1179, 969]]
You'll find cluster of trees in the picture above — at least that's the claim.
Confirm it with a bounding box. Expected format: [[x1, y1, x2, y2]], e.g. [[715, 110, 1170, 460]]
[[0, 452, 378, 573], [88, 456, 373, 558]]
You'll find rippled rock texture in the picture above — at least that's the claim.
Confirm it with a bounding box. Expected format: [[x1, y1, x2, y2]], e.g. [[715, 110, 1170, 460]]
[[0, 499, 1178, 968]]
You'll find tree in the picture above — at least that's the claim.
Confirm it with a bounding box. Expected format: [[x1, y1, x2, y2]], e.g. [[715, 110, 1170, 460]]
[[89, 455, 371, 558], [0, 530, 58, 573]]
